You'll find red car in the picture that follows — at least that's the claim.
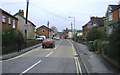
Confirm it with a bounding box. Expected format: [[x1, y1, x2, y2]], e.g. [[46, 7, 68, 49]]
[[42, 39, 55, 48]]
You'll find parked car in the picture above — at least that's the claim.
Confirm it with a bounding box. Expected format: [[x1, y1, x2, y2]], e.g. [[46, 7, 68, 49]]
[[56, 37, 60, 40], [42, 39, 55, 48], [36, 36, 46, 41]]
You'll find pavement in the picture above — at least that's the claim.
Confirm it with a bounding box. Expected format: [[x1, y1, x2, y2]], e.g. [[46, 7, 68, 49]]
[[70, 40, 120, 75], [1, 43, 42, 60]]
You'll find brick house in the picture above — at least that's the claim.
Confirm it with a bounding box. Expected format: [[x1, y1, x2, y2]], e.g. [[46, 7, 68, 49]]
[[104, 4, 120, 35], [82, 16, 105, 38], [36, 25, 53, 38], [14, 9, 36, 39], [0, 8, 18, 31]]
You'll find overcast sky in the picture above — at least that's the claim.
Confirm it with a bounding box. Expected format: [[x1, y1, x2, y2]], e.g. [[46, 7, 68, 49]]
[[0, 0, 119, 32]]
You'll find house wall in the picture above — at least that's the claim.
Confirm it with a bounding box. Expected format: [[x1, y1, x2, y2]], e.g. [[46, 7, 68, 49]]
[[1, 12, 17, 31], [113, 9, 119, 22], [82, 25, 88, 38], [15, 15, 35, 39], [36, 27, 49, 38]]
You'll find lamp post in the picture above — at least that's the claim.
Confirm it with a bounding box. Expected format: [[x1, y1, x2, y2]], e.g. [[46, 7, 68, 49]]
[[25, 0, 29, 45], [68, 17, 75, 29]]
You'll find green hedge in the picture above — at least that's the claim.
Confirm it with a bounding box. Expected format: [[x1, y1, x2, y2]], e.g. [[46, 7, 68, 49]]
[[109, 24, 120, 62]]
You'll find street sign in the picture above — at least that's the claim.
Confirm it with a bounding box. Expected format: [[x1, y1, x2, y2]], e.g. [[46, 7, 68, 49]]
[[24, 24, 29, 30]]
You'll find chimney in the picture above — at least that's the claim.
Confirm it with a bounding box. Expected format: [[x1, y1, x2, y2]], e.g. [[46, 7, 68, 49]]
[[18, 9, 24, 16], [90, 16, 95, 21]]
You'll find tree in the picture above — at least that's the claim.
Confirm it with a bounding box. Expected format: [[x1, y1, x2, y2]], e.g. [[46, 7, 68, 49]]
[[50, 26, 58, 34], [86, 29, 106, 41]]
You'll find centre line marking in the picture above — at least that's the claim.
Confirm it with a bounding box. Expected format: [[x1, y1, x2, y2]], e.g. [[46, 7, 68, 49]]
[[46, 51, 53, 57], [19, 60, 42, 75]]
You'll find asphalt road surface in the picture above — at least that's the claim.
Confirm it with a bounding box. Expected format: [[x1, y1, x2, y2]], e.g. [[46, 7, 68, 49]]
[[2, 39, 84, 75]]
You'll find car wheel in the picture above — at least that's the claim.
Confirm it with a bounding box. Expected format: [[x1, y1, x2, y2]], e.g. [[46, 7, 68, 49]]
[[42, 45, 45, 48], [51, 45, 54, 48]]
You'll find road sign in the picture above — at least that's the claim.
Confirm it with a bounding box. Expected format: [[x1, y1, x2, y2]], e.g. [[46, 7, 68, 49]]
[[24, 24, 29, 30]]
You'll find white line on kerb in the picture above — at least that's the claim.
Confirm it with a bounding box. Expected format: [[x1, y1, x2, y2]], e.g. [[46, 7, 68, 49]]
[[46, 51, 53, 57], [19, 60, 42, 75]]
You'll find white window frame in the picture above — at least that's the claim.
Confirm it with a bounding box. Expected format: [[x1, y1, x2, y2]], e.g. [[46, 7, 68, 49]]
[[2, 15, 6, 23], [13, 20, 15, 28], [8, 18, 11, 25], [42, 29, 45, 32], [109, 27, 112, 34], [109, 13, 113, 21]]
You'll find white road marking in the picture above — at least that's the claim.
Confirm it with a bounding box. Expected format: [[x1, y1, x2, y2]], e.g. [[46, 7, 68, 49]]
[[46, 51, 53, 57], [54, 39, 62, 50], [19, 60, 42, 75]]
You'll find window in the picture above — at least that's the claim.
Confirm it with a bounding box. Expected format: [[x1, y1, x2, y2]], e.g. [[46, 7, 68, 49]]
[[2, 15, 6, 23], [13, 20, 15, 28], [119, 8, 120, 18], [109, 27, 112, 34], [42, 29, 45, 32], [109, 13, 113, 21], [8, 18, 11, 25]]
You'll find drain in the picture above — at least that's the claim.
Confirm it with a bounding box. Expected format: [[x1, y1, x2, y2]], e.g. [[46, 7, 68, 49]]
[[83, 53, 87, 55]]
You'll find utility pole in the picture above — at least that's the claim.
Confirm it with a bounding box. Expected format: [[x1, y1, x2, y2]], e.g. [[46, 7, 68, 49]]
[[71, 22, 73, 38], [25, 0, 29, 45], [47, 21, 49, 38], [68, 17, 75, 29]]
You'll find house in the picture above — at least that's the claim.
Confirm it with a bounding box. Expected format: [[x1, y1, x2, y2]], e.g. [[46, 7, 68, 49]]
[[61, 28, 69, 39], [36, 25, 53, 39], [82, 24, 88, 38], [0, 8, 18, 31], [104, 4, 120, 35], [14, 9, 36, 39], [82, 16, 105, 38], [91, 16, 105, 31]]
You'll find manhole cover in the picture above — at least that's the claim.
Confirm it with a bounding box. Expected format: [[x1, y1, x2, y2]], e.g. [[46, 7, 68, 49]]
[[83, 53, 87, 55]]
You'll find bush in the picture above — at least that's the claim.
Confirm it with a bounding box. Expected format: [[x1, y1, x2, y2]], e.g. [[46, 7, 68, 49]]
[[109, 24, 120, 62], [101, 41, 109, 56], [2, 29, 24, 47], [86, 29, 106, 41], [2, 29, 17, 47]]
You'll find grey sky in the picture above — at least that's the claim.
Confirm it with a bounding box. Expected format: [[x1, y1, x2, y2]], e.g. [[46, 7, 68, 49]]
[[0, 0, 119, 32]]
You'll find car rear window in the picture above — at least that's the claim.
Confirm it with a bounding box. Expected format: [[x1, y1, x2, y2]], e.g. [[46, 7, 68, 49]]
[[43, 39, 52, 42]]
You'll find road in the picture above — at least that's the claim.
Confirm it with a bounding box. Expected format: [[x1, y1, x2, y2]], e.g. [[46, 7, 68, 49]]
[[2, 39, 85, 75]]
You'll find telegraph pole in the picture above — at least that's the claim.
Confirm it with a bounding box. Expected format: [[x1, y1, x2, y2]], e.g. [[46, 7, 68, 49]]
[[25, 0, 29, 45], [47, 21, 49, 38]]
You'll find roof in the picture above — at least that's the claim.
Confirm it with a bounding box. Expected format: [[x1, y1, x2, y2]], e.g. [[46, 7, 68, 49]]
[[106, 4, 120, 16], [0, 8, 18, 20], [109, 5, 119, 11], [36, 25, 52, 31], [14, 13, 36, 27], [94, 17, 104, 26]]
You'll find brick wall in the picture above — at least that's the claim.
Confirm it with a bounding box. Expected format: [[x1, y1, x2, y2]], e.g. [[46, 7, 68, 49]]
[[36, 27, 49, 38], [2, 12, 18, 31]]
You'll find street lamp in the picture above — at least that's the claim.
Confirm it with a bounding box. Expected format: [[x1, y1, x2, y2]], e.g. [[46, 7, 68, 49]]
[[25, 0, 29, 45], [68, 16, 75, 29]]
